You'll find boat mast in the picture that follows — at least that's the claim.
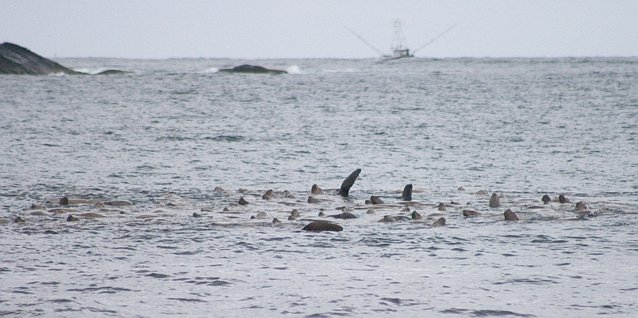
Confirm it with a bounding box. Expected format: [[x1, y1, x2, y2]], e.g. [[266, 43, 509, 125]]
[[390, 19, 408, 53]]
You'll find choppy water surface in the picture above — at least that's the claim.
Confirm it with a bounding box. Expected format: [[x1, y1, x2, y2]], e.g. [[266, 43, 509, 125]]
[[1, 57, 637, 317]]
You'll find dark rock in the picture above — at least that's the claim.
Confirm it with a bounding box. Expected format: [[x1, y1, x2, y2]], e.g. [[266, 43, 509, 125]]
[[302, 220, 343, 232], [219, 64, 286, 75], [95, 69, 129, 75], [0, 42, 82, 75]]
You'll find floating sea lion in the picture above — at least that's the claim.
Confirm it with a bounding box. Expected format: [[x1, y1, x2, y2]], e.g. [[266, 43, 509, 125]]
[[272, 218, 281, 224], [401, 207, 410, 212], [401, 184, 413, 201], [238, 197, 249, 205], [104, 200, 133, 207], [379, 215, 411, 223], [370, 196, 385, 205], [431, 217, 446, 227], [338, 169, 361, 197], [437, 202, 447, 212], [78, 212, 106, 218], [558, 194, 570, 204], [288, 209, 301, 220], [29, 203, 45, 210], [311, 184, 324, 195], [192, 212, 202, 218], [251, 211, 268, 219], [462, 209, 480, 217], [575, 201, 588, 211], [489, 193, 501, 208], [302, 220, 343, 232], [59, 196, 100, 206], [67, 215, 79, 222], [411, 211, 423, 220], [262, 190, 274, 200], [328, 212, 357, 219], [29, 210, 49, 216], [542, 195, 551, 204], [504, 209, 519, 221], [307, 196, 321, 204], [14, 216, 26, 223]]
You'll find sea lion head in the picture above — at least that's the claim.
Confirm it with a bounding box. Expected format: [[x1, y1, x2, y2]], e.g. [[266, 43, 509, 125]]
[[504, 209, 519, 221]]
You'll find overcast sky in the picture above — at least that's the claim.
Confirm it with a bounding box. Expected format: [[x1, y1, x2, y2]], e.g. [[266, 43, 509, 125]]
[[1, 0, 636, 59]]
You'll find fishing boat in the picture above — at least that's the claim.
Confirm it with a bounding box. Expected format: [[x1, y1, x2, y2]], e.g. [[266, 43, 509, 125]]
[[347, 19, 456, 62]]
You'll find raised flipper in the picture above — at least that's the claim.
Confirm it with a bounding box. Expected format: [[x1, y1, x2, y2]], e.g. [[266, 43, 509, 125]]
[[401, 184, 413, 201], [338, 169, 361, 197]]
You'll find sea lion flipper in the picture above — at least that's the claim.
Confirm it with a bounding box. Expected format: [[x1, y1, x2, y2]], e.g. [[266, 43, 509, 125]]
[[401, 184, 413, 201], [337, 169, 361, 197]]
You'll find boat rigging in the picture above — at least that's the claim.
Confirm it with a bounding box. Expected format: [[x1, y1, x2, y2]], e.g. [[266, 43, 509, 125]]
[[347, 20, 457, 61]]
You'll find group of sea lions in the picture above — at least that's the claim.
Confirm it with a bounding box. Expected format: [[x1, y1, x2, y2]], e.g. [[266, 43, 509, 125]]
[[2, 168, 594, 231]]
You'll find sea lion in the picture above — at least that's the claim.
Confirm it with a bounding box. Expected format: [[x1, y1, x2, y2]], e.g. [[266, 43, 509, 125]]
[[272, 218, 281, 224], [558, 194, 570, 204], [302, 220, 343, 232], [288, 209, 301, 220], [311, 184, 324, 195], [104, 200, 133, 207], [437, 202, 447, 212], [379, 215, 411, 223], [262, 190, 274, 200], [462, 209, 481, 217], [67, 215, 79, 222], [78, 212, 106, 218], [370, 196, 385, 205], [251, 211, 268, 219], [489, 193, 501, 208], [238, 197, 249, 205], [431, 217, 446, 227], [401, 184, 413, 201], [575, 201, 588, 211], [401, 207, 410, 212], [307, 196, 321, 204], [542, 195, 551, 204], [192, 212, 202, 218], [328, 212, 357, 219], [29, 203, 45, 210], [504, 209, 519, 221], [337, 169, 361, 197], [14, 216, 26, 223], [59, 196, 100, 206], [411, 211, 422, 220]]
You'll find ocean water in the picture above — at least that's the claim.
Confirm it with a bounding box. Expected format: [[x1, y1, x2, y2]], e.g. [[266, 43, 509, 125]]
[[1, 57, 637, 317]]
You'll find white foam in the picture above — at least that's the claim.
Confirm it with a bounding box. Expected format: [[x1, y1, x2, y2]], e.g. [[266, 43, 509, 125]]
[[286, 65, 301, 74], [200, 67, 219, 74]]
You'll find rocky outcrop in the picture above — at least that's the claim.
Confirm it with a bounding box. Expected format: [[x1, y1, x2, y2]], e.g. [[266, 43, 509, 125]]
[[219, 64, 286, 75], [0, 42, 128, 75], [0, 42, 82, 75]]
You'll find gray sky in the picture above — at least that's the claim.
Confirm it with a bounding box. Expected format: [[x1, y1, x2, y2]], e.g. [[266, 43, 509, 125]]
[[1, 0, 636, 59]]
